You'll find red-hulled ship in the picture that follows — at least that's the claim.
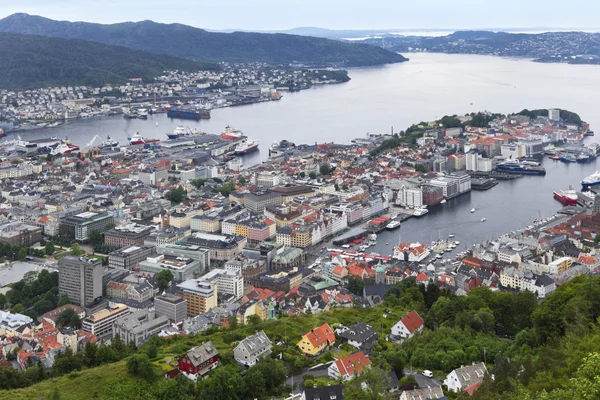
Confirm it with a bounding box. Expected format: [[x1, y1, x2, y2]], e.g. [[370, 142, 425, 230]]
[[219, 126, 243, 140], [553, 189, 578, 206], [128, 132, 160, 145]]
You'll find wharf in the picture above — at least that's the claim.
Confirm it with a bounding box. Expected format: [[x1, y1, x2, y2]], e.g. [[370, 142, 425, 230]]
[[468, 171, 522, 180], [471, 178, 499, 191], [332, 228, 368, 246]]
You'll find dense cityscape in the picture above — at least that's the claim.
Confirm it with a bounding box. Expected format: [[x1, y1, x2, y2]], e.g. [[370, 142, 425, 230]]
[[1, 3, 600, 400]]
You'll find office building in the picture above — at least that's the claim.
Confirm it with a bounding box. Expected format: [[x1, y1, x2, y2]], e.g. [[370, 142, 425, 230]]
[[138, 254, 203, 282], [0, 222, 43, 247], [197, 269, 244, 300], [177, 279, 217, 317], [104, 224, 154, 248], [59, 211, 115, 241], [82, 303, 130, 338], [58, 256, 103, 307], [244, 191, 282, 214], [112, 309, 169, 346], [156, 243, 211, 272], [186, 232, 247, 263], [108, 245, 156, 270], [154, 294, 188, 323]]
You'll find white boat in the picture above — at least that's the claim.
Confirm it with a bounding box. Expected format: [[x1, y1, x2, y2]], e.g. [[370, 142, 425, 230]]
[[481, 218, 487, 222], [454, 241, 460, 245], [448, 233, 455, 238], [413, 207, 429, 217], [440, 199, 447, 204], [386, 220, 401, 230], [470, 208, 476, 213], [234, 138, 260, 155]]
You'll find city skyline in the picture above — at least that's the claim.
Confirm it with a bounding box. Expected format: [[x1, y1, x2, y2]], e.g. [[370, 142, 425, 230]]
[[2, 0, 600, 32]]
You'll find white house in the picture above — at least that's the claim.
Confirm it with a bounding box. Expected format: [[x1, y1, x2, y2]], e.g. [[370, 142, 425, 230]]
[[390, 310, 424, 341], [327, 352, 371, 381], [399, 386, 445, 400], [444, 362, 489, 392], [233, 330, 272, 367]]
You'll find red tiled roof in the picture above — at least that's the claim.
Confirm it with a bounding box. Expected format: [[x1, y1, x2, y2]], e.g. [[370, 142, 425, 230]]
[[305, 323, 336, 348], [400, 310, 424, 334], [334, 352, 371, 377]]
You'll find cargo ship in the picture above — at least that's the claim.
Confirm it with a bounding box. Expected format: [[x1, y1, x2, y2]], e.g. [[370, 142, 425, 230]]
[[496, 160, 546, 176], [166, 125, 203, 140], [581, 170, 600, 189], [167, 108, 210, 120], [128, 132, 160, 146], [234, 138, 259, 155], [553, 189, 579, 206], [220, 126, 243, 140]]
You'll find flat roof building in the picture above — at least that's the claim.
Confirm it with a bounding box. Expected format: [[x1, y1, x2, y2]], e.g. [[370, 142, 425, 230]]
[[58, 256, 103, 307], [59, 211, 114, 242], [82, 303, 130, 339], [138, 254, 203, 283], [154, 294, 188, 323], [177, 279, 217, 317], [108, 245, 156, 270]]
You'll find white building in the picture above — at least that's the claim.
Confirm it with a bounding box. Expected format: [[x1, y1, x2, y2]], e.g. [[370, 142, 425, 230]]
[[397, 187, 423, 208], [444, 362, 489, 392], [390, 310, 424, 341], [196, 268, 244, 300], [549, 108, 560, 122]]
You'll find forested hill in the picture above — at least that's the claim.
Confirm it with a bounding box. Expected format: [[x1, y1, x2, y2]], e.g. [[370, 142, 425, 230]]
[[0, 33, 217, 89], [0, 13, 408, 67]]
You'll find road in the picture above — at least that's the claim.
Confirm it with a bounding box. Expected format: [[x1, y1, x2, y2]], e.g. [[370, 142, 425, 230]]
[[404, 369, 444, 388], [285, 363, 332, 393]]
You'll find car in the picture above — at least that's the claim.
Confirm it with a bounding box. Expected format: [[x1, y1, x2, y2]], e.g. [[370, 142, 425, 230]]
[[25, 257, 33, 261], [422, 370, 433, 378]]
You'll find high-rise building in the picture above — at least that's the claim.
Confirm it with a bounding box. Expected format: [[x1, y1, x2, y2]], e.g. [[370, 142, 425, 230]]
[[177, 280, 217, 317], [594, 195, 600, 215], [154, 294, 188, 323], [58, 256, 103, 307], [59, 211, 115, 242], [549, 109, 560, 122]]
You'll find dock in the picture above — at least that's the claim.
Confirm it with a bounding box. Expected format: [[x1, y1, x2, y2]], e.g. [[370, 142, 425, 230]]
[[468, 171, 522, 180], [471, 178, 499, 191], [332, 228, 368, 246]]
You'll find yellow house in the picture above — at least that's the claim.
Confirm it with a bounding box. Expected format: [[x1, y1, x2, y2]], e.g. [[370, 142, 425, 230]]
[[297, 323, 335, 356]]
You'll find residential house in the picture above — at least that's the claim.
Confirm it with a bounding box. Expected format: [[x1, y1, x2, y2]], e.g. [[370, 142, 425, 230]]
[[390, 310, 424, 342], [444, 362, 489, 393], [233, 330, 272, 367], [399, 386, 445, 400], [301, 385, 345, 400], [335, 322, 378, 354], [328, 352, 371, 381], [297, 323, 336, 356], [178, 341, 219, 377]]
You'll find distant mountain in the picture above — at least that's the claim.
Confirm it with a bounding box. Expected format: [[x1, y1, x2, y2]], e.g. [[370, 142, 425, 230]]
[[360, 30, 600, 64], [0, 33, 217, 89], [0, 13, 407, 67]]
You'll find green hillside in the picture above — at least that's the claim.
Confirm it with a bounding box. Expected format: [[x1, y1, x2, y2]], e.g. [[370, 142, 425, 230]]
[[0, 33, 218, 89], [0, 13, 408, 67]]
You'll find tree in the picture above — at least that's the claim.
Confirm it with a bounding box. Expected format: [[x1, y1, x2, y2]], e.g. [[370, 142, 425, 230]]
[[168, 186, 186, 204], [17, 248, 27, 261], [89, 228, 103, 247], [146, 343, 158, 359], [299, 172, 306, 178], [0, 293, 5, 309], [309, 172, 317, 180], [198, 365, 246, 400], [320, 164, 331, 175], [55, 308, 82, 329], [247, 314, 262, 327], [156, 269, 174, 292], [344, 367, 393, 400], [247, 358, 287, 395], [126, 354, 156, 382], [69, 243, 83, 256], [385, 352, 405, 379], [57, 294, 70, 307], [334, 183, 340, 191], [228, 315, 238, 331], [348, 276, 365, 296], [102, 222, 116, 232], [83, 341, 97, 367]]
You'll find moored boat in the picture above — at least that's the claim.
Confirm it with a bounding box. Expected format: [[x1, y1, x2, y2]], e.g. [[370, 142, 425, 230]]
[[581, 170, 600, 189], [128, 132, 160, 146], [220, 126, 243, 140], [553, 189, 579, 206], [234, 138, 259, 155]]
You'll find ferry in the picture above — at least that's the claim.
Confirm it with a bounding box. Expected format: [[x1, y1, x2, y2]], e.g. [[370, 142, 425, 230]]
[[496, 159, 546, 175], [386, 220, 401, 230], [101, 136, 119, 148], [581, 170, 600, 189], [220, 126, 243, 140], [128, 132, 160, 146], [234, 138, 259, 155]]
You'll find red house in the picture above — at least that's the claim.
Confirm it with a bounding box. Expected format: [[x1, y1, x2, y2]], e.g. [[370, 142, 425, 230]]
[[178, 341, 219, 377]]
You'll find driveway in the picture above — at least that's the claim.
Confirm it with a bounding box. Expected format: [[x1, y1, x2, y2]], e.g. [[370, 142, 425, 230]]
[[404, 369, 444, 388]]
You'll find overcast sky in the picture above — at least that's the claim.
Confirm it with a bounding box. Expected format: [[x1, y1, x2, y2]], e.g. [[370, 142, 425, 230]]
[[2, 0, 600, 31]]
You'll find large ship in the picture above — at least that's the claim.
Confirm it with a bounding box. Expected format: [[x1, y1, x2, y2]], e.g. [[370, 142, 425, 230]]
[[167, 108, 211, 120], [128, 132, 160, 146], [220, 126, 243, 140], [581, 170, 600, 189], [553, 189, 579, 206], [496, 160, 546, 176], [101, 136, 119, 148], [166, 125, 203, 140], [234, 138, 259, 155], [50, 140, 80, 156]]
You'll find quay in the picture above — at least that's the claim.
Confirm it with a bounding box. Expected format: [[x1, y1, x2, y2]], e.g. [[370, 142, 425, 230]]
[[471, 178, 499, 191]]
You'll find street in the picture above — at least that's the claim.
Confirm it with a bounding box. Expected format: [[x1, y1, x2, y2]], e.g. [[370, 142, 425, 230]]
[[404, 369, 444, 388]]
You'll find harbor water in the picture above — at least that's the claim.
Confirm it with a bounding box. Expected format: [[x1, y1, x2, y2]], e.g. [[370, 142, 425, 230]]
[[7, 53, 600, 254]]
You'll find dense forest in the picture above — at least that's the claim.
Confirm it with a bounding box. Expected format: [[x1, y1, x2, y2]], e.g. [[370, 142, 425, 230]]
[[0, 14, 407, 67], [0, 33, 218, 89], [517, 108, 582, 126], [4, 275, 600, 399]]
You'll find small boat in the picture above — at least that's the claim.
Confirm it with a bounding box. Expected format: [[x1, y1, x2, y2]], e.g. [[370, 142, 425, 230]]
[[454, 241, 460, 245], [440, 199, 447, 204], [386, 220, 401, 230], [448, 233, 455, 238], [481, 218, 487, 222], [470, 208, 475, 213], [549, 154, 561, 160]]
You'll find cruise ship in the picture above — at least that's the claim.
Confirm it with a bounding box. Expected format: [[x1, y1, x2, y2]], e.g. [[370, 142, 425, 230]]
[[166, 125, 203, 140], [496, 160, 546, 176], [234, 138, 259, 155], [581, 170, 600, 189]]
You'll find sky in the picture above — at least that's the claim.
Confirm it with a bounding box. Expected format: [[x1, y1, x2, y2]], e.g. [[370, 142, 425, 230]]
[[2, 0, 600, 31]]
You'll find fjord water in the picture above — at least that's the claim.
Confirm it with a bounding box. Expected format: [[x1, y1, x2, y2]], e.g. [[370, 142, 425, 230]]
[[13, 53, 600, 251]]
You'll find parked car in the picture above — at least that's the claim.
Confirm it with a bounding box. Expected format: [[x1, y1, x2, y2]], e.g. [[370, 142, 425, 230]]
[[422, 370, 433, 378]]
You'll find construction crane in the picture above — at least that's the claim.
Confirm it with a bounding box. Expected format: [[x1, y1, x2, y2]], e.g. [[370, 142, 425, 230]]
[[87, 135, 103, 148]]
